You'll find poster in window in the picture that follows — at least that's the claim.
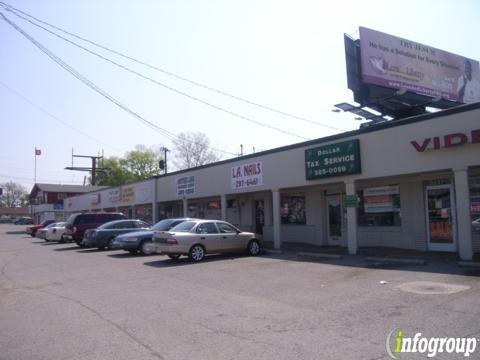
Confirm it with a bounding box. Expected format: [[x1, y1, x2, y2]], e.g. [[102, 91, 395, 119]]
[[281, 196, 306, 225], [363, 185, 399, 213]]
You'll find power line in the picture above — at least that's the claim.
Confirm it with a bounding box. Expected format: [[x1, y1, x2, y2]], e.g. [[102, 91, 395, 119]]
[[0, 1, 346, 132], [0, 80, 123, 153], [0, 173, 83, 184], [0, 12, 239, 158], [1, 7, 311, 141]]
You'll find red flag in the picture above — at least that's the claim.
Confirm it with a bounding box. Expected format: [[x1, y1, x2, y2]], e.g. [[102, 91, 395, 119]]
[[35, 148, 42, 156]]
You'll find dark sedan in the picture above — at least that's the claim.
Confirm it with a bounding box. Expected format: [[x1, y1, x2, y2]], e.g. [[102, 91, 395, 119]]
[[112, 218, 197, 255], [81, 220, 150, 250]]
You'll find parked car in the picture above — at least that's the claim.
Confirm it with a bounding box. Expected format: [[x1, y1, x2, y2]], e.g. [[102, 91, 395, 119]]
[[36, 222, 61, 240], [112, 218, 197, 255], [473, 217, 480, 232], [152, 219, 261, 262], [81, 219, 150, 250], [45, 222, 66, 242], [64, 212, 127, 246], [0, 215, 13, 223], [26, 219, 56, 237], [14, 217, 33, 225]]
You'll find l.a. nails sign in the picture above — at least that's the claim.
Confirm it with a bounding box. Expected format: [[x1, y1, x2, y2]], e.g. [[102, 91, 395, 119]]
[[411, 129, 480, 152]]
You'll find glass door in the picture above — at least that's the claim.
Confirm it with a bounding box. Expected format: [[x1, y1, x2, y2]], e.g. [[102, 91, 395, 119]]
[[425, 185, 456, 252], [326, 195, 342, 244]]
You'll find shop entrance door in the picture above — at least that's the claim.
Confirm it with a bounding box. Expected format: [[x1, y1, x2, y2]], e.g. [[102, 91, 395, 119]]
[[425, 185, 456, 252], [326, 195, 342, 245], [254, 200, 264, 235]]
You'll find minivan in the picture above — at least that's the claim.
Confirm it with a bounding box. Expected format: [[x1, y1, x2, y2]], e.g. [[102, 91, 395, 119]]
[[64, 212, 127, 246]]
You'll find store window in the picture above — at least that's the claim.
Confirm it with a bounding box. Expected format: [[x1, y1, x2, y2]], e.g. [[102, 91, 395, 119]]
[[470, 176, 480, 232], [358, 185, 401, 227], [281, 195, 306, 225], [135, 205, 152, 224]]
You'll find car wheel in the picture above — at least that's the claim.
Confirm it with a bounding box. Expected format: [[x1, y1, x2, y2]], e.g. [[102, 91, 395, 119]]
[[140, 240, 153, 255], [31, 231, 36, 238], [189, 245, 205, 262], [247, 240, 261, 256], [168, 254, 181, 260], [106, 238, 115, 250]]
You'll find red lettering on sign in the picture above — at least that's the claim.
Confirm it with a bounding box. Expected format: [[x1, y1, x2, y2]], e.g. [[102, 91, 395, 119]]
[[410, 139, 430, 152], [411, 129, 479, 152], [444, 133, 468, 148], [472, 130, 480, 144]]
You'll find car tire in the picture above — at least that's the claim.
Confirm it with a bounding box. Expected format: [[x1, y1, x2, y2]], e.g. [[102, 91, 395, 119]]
[[247, 240, 261, 256], [168, 254, 181, 260], [31, 231, 36, 238], [128, 250, 137, 255], [106, 238, 115, 250], [140, 240, 153, 255], [189, 244, 205, 262]]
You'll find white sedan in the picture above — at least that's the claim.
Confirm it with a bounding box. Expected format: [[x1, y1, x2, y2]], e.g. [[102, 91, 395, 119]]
[[152, 219, 261, 262], [45, 222, 67, 242]]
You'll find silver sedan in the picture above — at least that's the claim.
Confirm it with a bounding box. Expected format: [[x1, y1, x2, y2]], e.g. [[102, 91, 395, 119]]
[[152, 220, 261, 262]]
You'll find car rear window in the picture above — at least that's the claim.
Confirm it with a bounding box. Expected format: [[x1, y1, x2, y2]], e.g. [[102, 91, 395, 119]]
[[170, 221, 196, 232], [151, 219, 180, 231]]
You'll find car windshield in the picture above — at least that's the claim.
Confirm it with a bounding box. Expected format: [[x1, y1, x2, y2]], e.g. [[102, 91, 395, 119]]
[[46, 223, 58, 228], [98, 221, 119, 230], [64, 214, 79, 226], [56, 222, 66, 227], [170, 221, 196, 232]]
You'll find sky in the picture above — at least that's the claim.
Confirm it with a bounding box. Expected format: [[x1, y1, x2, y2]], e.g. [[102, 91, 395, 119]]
[[1, 0, 479, 192]]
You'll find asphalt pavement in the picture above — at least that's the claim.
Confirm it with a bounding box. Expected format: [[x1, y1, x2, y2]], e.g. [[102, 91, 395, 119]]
[[1, 224, 479, 360]]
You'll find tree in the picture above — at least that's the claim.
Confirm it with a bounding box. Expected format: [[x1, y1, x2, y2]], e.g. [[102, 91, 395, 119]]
[[0, 181, 28, 207], [94, 157, 134, 187], [120, 145, 160, 180], [173, 132, 221, 169], [93, 145, 163, 186]]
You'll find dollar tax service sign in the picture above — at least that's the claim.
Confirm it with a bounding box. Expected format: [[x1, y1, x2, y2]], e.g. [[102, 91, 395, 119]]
[[305, 139, 361, 180]]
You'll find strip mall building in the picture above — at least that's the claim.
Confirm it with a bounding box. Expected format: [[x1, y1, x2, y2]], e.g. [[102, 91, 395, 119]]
[[65, 103, 480, 260]]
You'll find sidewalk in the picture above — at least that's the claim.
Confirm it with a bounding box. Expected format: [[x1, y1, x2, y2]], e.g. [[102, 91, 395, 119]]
[[263, 241, 480, 265]]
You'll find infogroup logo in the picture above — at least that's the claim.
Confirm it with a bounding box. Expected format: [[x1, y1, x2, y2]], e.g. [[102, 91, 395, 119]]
[[386, 329, 478, 358]]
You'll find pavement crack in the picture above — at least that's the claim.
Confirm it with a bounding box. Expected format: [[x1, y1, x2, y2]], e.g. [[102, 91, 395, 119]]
[[35, 289, 167, 360]]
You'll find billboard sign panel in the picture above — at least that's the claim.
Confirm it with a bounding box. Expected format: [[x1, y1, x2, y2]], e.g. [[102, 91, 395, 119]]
[[359, 27, 480, 103]]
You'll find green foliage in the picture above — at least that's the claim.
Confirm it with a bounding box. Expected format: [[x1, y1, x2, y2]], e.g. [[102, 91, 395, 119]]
[[94, 145, 161, 186]]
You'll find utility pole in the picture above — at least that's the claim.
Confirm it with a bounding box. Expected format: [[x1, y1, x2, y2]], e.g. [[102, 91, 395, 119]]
[[240, 144, 244, 156], [159, 147, 169, 174], [65, 150, 106, 185]]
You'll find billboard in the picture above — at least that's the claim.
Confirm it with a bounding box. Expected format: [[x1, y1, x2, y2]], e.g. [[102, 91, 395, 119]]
[[360, 27, 480, 103]]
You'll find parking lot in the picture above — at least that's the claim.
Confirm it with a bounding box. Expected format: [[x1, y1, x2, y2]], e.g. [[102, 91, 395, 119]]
[[1, 223, 480, 360]]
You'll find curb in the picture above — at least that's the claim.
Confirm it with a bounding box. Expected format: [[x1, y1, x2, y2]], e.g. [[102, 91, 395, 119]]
[[364, 256, 426, 265], [458, 261, 480, 268], [263, 249, 283, 255], [296, 252, 343, 260]]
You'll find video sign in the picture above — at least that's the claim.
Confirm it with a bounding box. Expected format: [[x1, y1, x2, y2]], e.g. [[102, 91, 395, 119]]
[[360, 27, 480, 103]]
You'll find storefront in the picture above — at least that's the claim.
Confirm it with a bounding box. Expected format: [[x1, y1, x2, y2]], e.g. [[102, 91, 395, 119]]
[[65, 103, 480, 260], [66, 179, 156, 224]]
